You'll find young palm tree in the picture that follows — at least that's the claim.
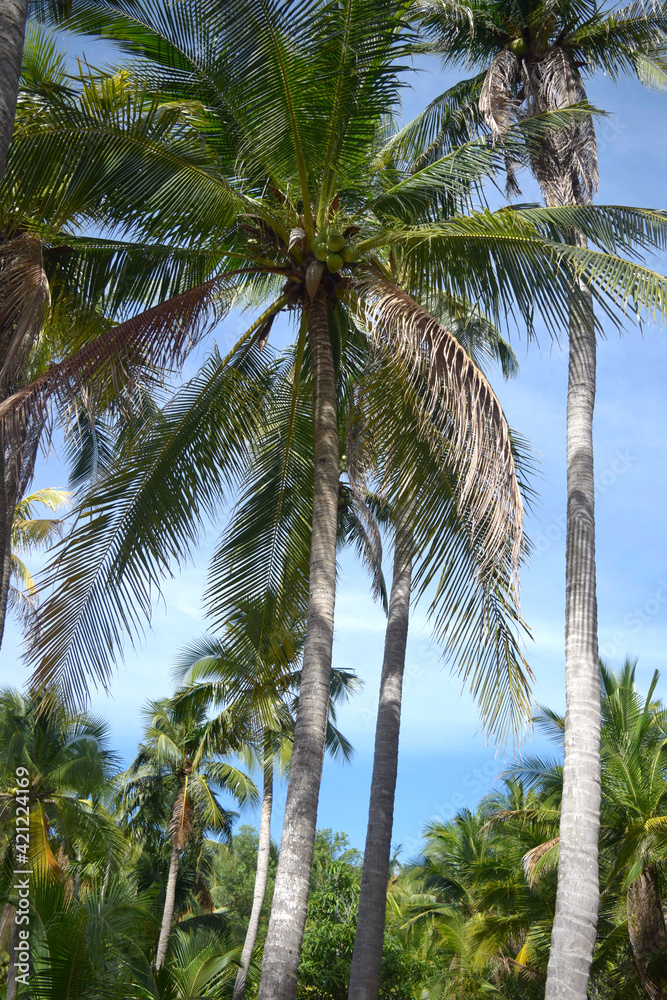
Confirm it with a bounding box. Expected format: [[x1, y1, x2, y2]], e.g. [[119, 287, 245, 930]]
[[12, 4, 667, 997], [8, 486, 71, 629], [0, 688, 119, 1000], [174, 603, 359, 1000], [416, 4, 667, 994], [119, 696, 258, 970]]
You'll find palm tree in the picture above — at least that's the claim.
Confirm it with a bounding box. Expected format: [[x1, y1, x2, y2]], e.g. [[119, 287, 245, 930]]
[[348, 320, 524, 1000], [514, 661, 667, 1000], [174, 604, 359, 1000], [14, 4, 667, 996], [0, 687, 118, 1000], [416, 4, 667, 994], [0, 26, 238, 648], [119, 696, 258, 969], [8, 486, 71, 629]]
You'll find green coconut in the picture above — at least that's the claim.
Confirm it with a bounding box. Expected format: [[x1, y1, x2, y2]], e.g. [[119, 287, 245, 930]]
[[509, 37, 528, 55], [313, 240, 329, 262], [326, 252, 344, 273], [342, 245, 359, 264], [327, 231, 346, 252]]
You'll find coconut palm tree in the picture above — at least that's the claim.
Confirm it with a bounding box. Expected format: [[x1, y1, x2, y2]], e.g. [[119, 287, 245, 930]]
[[8, 486, 71, 630], [513, 661, 667, 1000], [348, 318, 523, 1000], [416, 4, 667, 994], [0, 25, 240, 648], [12, 4, 667, 997], [0, 687, 119, 1000], [174, 603, 359, 1000], [119, 696, 258, 970]]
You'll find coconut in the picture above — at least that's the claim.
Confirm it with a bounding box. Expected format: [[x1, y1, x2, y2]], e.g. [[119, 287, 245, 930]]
[[509, 37, 528, 55], [313, 241, 329, 262], [342, 245, 359, 263], [326, 252, 344, 273], [327, 231, 345, 252]]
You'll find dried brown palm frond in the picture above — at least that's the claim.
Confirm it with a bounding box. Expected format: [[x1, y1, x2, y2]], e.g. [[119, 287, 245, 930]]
[[522, 836, 560, 886], [0, 271, 254, 445], [479, 49, 522, 141], [169, 788, 193, 851], [351, 270, 523, 581], [0, 234, 51, 388], [480, 47, 599, 206]]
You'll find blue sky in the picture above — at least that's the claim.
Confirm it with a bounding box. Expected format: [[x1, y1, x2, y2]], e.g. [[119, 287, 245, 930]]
[[2, 42, 667, 859]]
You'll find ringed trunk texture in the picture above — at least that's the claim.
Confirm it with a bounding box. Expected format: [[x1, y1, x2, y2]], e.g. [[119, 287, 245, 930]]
[[233, 757, 274, 1000], [155, 838, 180, 970], [627, 866, 667, 1000], [348, 518, 413, 1000], [545, 272, 601, 1000], [0, 0, 28, 181], [257, 294, 339, 1000]]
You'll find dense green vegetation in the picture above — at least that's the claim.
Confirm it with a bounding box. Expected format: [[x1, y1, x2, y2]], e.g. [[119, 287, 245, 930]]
[[0, 0, 667, 997], [4, 662, 667, 998]]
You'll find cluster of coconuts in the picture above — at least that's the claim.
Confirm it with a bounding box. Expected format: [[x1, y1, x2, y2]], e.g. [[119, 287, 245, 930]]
[[310, 226, 360, 273]]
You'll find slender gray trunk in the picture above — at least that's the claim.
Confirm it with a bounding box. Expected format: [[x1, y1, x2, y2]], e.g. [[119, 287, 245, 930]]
[[155, 839, 180, 970], [234, 757, 273, 1000], [545, 271, 601, 1000], [0, 0, 28, 181], [257, 293, 339, 1000], [101, 860, 111, 903], [6, 913, 20, 1000], [348, 517, 413, 1000]]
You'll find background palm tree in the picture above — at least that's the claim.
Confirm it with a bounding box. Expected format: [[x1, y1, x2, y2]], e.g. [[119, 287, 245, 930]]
[[348, 320, 524, 1000], [8, 486, 71, 630], [173, 603, 359, 1000], [0, 687, 119, 1000], [513, 661, 667, 1000], [416, 4, 667, 994], [119, 696, 258, 969]]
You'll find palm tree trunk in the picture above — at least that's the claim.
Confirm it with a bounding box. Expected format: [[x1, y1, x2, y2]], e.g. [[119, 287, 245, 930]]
[[234, 755, 274, 1000], [545, 264, 601, 1000], [155, 838, 180, 970], [0, 0, 28, 180], [0, 449, 13, 650], [257, 294, 340, 1000], [627, 866, 667, 1000], [348, 516, 413, 1000]]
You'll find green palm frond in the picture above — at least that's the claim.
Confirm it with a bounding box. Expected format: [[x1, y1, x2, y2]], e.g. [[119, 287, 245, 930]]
[[26, 345, 272, 706]]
